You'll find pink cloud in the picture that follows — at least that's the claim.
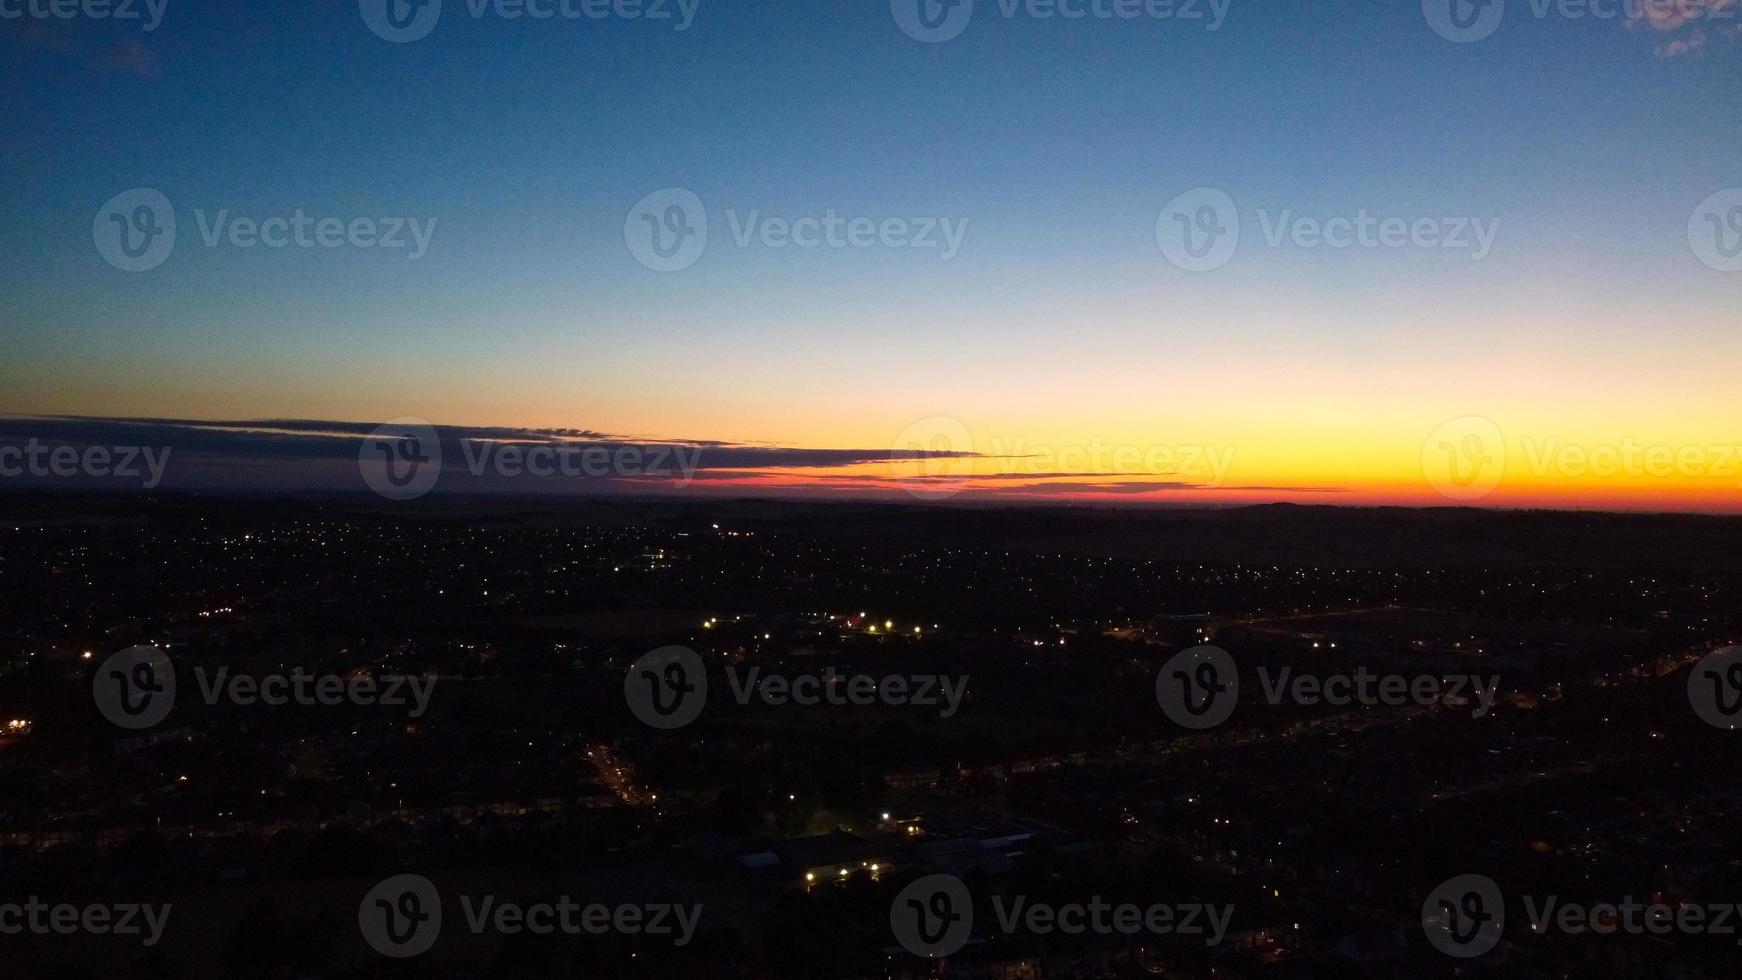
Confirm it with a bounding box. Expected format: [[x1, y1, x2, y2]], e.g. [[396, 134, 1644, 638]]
[[1637, 0, 1738, 32], [1656, 27, 1709, 54]]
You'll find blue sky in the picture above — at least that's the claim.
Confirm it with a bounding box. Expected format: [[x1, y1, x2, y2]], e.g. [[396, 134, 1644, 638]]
[[2, 0, 1740, 507]]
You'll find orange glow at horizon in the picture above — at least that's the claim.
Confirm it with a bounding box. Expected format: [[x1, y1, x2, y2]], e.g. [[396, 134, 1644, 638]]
[[8, 333, 1742, 514], [666, 436, 1742, 514]]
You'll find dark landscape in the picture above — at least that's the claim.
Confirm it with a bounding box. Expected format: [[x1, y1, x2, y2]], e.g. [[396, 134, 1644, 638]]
[[2, 491, 1739, 977]]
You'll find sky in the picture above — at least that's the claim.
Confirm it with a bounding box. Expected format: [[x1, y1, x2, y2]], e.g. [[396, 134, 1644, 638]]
[[2, 0, 1740, 510]]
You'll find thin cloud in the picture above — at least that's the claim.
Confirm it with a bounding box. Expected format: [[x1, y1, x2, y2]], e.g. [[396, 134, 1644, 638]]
[[106, 39, 158, 78], [0, 415, 1351, 501], [1636, 0, 1737, 31]]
